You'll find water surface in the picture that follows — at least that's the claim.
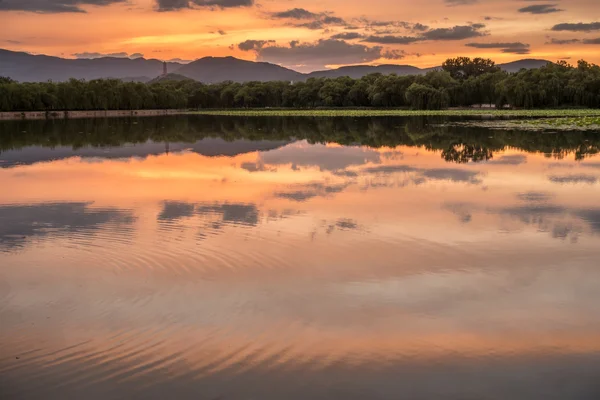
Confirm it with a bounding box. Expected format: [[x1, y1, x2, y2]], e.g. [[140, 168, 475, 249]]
[[1, 116, 600, 400]]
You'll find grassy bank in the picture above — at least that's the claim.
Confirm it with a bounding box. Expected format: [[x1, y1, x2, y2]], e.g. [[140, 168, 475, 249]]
[[187, 109, 600, 118]]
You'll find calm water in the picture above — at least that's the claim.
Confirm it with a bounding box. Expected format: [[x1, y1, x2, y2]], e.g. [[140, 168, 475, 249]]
[[1, 116, 600, 400]]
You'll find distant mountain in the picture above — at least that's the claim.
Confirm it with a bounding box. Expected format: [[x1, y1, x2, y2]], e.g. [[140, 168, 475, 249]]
[[497, 59, 550, 73], [0, 139, 292, 168], [0, 49, 552, 83], [0, 49, 182, 82], [307, 64, 425, 79], [174, 56, 304, 83]]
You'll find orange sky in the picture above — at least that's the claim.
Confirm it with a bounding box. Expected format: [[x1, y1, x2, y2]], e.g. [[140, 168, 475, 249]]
[[1, 0, 600, 70]]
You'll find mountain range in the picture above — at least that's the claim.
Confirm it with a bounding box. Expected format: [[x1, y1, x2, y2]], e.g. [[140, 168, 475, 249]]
[[0, 49, 550, 84]]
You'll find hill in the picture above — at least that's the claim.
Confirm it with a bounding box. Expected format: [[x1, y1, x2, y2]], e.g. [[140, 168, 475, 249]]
[[0, 49, 182, 82], [174, 56, 304, 83], [0, 49, 552, 83], [307, 64, 425, 79], [497, 59, 550, 73]]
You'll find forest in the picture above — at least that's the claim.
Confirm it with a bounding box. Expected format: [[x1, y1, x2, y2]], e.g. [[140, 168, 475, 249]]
[[1, 57, 600, 111]]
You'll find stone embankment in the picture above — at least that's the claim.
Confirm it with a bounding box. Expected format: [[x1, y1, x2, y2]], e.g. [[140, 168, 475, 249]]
[[0, 109, 184, 120]]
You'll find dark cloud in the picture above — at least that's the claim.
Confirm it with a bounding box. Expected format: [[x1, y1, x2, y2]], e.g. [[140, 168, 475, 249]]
[[518, 4, 563, 14], [255, 39, 401, 70], [238, 39, 275, 51], [0, 203, 135, 251], [330, 32, 364, 40], [549, 174, 598, 184], [421, 24, 488, 41], [271, 8, 346, 30], [271, 8, 318, 19], [466, 42, 530, 54], [547, 38, 580, 45], [551, 22, 600, 32], [362, 35, 422, 44], [156, 0, 253, 12], [583, 38, 600, 44], [0, 0, 125, 13], [412, 23, 429, 32], [218, 30, 227, 35]]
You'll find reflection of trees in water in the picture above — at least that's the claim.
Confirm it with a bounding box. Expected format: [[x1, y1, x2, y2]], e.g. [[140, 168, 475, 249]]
[[1, 115, 599, 163]]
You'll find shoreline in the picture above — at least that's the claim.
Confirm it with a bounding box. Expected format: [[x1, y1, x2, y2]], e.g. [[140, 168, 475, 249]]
[[2, 108, 600, 121], [0, 109, 185, 121]]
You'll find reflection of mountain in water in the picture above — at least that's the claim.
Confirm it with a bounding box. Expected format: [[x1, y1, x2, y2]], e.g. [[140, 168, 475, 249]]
[[0, 138, 291, 168]]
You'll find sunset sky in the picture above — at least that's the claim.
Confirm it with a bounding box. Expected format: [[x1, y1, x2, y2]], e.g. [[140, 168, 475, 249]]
[[1, 0, 599, 71]]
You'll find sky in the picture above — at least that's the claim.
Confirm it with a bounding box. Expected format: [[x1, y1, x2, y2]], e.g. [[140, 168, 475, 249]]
[[1, 0, 599, 71]]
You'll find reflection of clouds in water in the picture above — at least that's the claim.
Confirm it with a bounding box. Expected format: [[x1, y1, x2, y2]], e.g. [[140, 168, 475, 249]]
[[240, 161, 277, 173], [274, 183, 349, 202], [0, 202, 135, 251], [443, 195, 600, 241], [486, 154, 528, 165], [549, 174, 598, 184], [363, 164, 483, 184], [516, 192, 554, 202], [260, 141, 381, 171], [158, 201, 260, 227]]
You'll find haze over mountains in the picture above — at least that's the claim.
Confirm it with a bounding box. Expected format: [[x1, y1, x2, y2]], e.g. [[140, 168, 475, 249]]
[[0, 49, 550, 84]]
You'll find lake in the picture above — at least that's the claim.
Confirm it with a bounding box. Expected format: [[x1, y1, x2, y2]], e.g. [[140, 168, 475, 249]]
[[1, 115, 600, 400]]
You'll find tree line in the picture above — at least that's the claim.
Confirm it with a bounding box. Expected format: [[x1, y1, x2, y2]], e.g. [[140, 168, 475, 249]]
[[1, 57, 599, 111], [1, 115, 598, 162]]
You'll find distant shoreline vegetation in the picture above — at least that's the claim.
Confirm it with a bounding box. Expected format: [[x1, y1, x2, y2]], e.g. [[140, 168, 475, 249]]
[[1, 58, 600, 112]]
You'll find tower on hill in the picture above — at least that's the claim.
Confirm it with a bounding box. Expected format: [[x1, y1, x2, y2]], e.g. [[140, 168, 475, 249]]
[[162, 61, 167, 76]]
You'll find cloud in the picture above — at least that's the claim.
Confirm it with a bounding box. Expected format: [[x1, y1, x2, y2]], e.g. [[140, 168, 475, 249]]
[[238, 39, 275, 51], [518, 4, 563, 14], [362, 35, 422, 44], [156, 0, 253, 12], [330, 32, 364, 40], [583, 38, 600, 44], [551, 22, 600, 32], [271, 8, 318, 19], [547, 38, 580, 45], [0, 0, 125, 13], [255, 39, 402, 70], [271, 8, 347, 30], [72, 52, 145, 59], [465, 42, 530, 54], [421, 24, 488, 41]]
